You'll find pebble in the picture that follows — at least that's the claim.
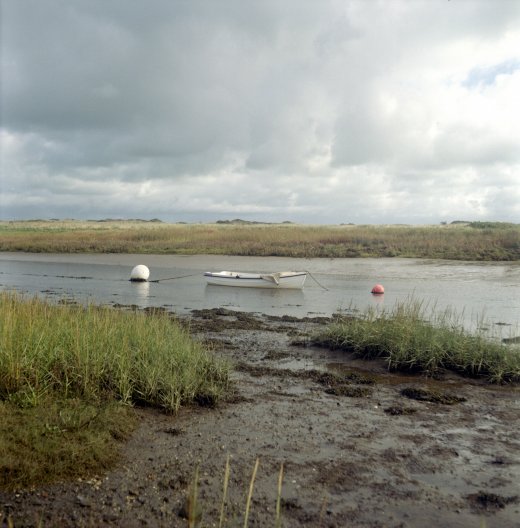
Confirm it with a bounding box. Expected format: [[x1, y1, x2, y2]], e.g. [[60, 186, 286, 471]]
[[76, 494, 90, 507]]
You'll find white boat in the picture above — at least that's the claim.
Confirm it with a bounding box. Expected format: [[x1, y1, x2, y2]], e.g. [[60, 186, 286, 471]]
[[204, 271, 307, 289]]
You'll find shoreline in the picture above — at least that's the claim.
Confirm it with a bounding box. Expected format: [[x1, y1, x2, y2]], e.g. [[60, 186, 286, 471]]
[[2, 308, 519, 527]]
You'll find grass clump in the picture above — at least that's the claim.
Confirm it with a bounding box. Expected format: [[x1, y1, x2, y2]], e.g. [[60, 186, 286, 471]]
[[0, 291, 230, 489], [312, 301, 520, 383], [0, 291, 230, 411]]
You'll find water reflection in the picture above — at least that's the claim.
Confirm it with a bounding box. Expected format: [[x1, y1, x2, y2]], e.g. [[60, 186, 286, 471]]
[[370, 293, 385, 305], [130, 281, 150, 307], [204, 284, 305, 312]]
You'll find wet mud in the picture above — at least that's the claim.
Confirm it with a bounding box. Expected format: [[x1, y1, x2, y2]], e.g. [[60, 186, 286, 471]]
[[1, 308, 519, 527]]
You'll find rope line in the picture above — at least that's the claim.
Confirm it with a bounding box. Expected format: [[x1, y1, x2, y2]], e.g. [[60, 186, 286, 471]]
[[148, 273, 201, 283], [304, 270, 329, 290]]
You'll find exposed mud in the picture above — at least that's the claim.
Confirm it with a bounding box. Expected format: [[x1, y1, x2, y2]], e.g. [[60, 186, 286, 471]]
[[1, 308, 519, 527]]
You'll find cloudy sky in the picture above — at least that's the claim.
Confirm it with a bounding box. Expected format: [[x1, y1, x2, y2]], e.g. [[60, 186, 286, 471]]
[[1, 0, 519, 224]]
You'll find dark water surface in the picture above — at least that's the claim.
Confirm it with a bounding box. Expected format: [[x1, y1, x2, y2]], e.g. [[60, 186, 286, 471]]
[[1, 252, 519, 336]]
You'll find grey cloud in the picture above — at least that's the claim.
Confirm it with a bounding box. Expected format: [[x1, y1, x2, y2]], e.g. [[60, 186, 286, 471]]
[[1, 0, 520, 223], [434, 125, 520, 167]]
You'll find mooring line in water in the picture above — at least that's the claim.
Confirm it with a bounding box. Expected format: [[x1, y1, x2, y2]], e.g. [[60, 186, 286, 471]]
[[148, 273, 201, 283], [304, 270, 329, 290]]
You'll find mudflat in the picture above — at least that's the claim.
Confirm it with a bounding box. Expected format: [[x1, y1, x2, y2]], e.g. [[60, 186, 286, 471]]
[[2, 308, 519, 527]]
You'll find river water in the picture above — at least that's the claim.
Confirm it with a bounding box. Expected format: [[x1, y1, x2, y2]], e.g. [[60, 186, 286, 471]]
[[1, 252, 519, 337]]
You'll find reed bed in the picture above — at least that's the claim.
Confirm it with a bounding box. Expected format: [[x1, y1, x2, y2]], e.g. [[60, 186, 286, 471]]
[[313, 300, 520, 383], [1, 220, 519, 260], [0, 291, 230, 410]]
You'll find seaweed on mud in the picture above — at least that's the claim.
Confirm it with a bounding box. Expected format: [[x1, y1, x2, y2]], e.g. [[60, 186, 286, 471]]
[[467, 491, 519, 512], [188, 309, 337, 336], [235, 363, 281, 377], [324, 385, 371, 397], [265, 314, 333, 325], [199, 337, 240, 350], [188, 308, 268, 332], [502, 335, 520, 344], [142, 306, 171, 316], [235, 363, 374, 398], [162, 427, 184, 436], [236, 362, 374, 386], [193, 392, 219, 408], [400, 387, 466, 405], [289, 336, 311, 346], [384, 405, 418, 415], [262, 350, 291, 360], [224, 393, 254, 404], [489, 456, 510, 465], [280, 498, 302, 511], [309, 370, 375, 386], [192, 307, 237, 317]]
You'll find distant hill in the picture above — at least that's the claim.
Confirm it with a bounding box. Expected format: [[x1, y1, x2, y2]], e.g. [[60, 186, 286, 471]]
[[215, 219, 294, 225]]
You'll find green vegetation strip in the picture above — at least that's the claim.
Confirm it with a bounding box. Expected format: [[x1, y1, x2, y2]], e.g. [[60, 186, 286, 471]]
[[312, 301, 520, 383], [1, 220, 519, 260], [0, 292, 230, 489]]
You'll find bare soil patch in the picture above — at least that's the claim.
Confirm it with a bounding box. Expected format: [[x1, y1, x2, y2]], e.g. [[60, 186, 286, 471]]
[[1, 308, 519, 527]]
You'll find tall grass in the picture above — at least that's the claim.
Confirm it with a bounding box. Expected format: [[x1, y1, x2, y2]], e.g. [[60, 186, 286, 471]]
[[0, 291, 230, 411], [0, 291, 230, 490], [1, 220, 519, 260], [313, 300, 520, 383]]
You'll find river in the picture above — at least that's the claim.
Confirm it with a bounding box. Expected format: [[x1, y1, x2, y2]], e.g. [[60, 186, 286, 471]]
[[1, 252, 519, 337]]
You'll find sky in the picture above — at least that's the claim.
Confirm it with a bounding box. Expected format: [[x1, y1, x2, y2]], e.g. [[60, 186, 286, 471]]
[[1, 0, 519, 225]]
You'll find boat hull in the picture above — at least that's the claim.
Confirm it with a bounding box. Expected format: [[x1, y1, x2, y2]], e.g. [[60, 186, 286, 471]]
[[204, 271, 306, 289]]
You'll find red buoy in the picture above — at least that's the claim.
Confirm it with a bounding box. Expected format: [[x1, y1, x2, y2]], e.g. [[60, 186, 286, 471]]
[[371, 284, 385, 294]]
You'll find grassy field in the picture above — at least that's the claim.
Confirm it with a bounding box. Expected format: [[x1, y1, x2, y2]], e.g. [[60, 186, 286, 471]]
[[0, 292, 230, 490], [0, 219, 519, 260], [312, 300, 520, 383]]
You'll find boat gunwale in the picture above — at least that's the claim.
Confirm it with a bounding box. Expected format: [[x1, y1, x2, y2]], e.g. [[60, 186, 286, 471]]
[[203, 270, 307, 289], [203, 271, 307, 280]]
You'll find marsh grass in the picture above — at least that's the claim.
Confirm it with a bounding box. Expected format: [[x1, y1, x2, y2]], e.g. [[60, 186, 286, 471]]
[[0, 291, 230, 489], [0, 291, 230, 410], [313, 300, 520, 383], [1, 220, 519, 260]]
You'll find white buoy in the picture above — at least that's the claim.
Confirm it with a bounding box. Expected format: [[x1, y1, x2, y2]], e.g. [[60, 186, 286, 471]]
[[130, 264, 150, 282]]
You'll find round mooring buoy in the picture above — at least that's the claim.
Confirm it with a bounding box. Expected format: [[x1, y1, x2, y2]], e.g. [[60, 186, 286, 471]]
[[130, 264, 150, 282], [371, 284, 385, 294]]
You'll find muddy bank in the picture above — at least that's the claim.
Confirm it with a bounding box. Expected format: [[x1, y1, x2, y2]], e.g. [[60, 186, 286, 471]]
[[1, 308, 519, 527]]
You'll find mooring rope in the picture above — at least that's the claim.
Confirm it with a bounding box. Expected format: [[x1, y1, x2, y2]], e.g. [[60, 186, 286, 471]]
[[148, 273, 201, 283], [304, 270, 329, 290]]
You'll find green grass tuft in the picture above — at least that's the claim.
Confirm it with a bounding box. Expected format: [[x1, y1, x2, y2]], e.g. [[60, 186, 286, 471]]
[[0, 291, 230, 411], [312, 301, 520, 383]]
